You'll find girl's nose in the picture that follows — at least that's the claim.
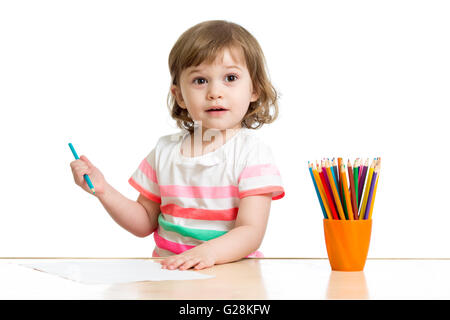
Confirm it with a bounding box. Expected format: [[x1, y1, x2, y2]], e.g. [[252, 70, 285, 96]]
[[207, 81, 223, 101]]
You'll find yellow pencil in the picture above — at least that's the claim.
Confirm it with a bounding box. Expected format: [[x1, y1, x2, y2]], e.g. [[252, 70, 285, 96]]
[[340, 163, 354, 220], [368, 159, 381, 220], [313, 166, 331, 219], [325, 160, 346, 220], [359, 159, 375, 220]]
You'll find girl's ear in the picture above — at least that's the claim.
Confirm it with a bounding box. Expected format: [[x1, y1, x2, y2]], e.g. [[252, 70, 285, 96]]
[[250, 88, 260, 103], [171, 85, 186, 109]]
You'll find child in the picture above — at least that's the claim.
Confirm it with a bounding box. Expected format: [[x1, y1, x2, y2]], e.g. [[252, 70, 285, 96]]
[[70, 20, 285, 271]]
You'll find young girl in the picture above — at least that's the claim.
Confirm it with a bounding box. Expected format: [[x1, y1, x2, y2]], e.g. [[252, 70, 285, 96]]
[[70, 20, 285, 271]]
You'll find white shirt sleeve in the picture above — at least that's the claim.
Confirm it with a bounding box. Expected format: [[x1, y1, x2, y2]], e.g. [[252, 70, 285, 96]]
[[237, 141, 285, 200], [128, 148, 161, 204]]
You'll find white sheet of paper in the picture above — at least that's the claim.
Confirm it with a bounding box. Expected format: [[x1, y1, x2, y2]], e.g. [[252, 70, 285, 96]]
[[18, 259, 214, 284]]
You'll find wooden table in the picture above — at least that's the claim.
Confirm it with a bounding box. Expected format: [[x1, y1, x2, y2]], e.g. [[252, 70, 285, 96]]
[[1, 258, 450, 299]]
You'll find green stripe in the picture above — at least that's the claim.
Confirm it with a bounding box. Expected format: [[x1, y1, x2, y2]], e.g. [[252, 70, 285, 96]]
[[158, 214, 227, 241]]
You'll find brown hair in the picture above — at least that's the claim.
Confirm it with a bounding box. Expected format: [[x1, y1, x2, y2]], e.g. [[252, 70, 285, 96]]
[[167, 20, 279, 133]]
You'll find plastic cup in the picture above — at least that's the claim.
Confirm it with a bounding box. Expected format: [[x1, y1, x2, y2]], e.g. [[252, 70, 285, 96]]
[[323, 218, 372, 271]]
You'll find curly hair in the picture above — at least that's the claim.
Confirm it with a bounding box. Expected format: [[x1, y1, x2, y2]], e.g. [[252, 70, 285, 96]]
[[167, 20, 279, 133]]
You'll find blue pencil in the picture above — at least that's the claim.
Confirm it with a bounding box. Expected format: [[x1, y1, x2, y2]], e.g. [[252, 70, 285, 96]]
[[308, 162, 327, 219], [330, 162, 339, 194], [68, 143, 95, 194]]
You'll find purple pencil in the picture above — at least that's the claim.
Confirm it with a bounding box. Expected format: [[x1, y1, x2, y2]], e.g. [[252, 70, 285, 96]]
[[363, 168, 378, 220], [358, 158, 369, 208]]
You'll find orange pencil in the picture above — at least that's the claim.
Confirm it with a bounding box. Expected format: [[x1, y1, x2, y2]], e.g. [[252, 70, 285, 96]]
[[340, 163, 355, 220], [325, 160, 346, 220]]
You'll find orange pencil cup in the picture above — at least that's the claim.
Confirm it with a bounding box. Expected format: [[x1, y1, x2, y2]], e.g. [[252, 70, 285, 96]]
[[323, 219, 372, 271]]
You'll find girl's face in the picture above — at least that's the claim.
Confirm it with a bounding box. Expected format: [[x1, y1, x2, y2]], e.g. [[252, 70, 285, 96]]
[[171, 47, 259, 133]]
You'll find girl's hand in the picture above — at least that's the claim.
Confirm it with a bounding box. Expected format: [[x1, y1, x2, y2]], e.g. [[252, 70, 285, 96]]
[[70, 155, 107, 196], [159, 244, 217, 271]]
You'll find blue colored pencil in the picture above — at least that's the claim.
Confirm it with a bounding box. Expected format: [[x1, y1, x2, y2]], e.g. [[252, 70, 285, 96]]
[[308, 162, 327, 219], [330, 161, 340, 196], [332, 158, 339, 189], [68, 143, 95, 194]]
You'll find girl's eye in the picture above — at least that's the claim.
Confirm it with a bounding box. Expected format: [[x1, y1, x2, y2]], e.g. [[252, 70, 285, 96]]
[[193, 78, 207, 85], [225, 74, 238, 82]]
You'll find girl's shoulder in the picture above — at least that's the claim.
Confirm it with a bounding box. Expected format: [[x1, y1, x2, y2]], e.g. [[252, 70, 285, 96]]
[[156, 131, 185, 147], [239, 128, 272, 150], [145, 131, 185, 161], [234, 129, 275, 163]]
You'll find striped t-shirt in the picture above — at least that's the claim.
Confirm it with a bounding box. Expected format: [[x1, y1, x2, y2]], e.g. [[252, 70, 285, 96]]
[[128, 128, 285, 258]]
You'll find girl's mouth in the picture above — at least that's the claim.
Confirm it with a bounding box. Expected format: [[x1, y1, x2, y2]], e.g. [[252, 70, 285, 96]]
[[206, 106, 229, 115]]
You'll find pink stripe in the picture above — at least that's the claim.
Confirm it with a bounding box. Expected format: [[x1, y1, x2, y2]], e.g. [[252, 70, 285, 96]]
[[138, 159, 158, 184], [153, 229, 195, 254], [160, 185, 239, 198], [161, 203, 238, 221], [239, 186, 285, 200], [247, 250, 264, 258], [238, 164, 280, 183], [128, 177, 162, 204]]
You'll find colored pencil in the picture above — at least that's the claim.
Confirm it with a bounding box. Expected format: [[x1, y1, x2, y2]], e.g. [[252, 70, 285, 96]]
[[320, 161, 337, 218], [340, 163, 354, 220], [354, 158, 359, 208], [337, 157, 343, 197], [363, 162, 379, 220], [68, 143, 95, 194], [321, 160, 337, 212], [325, 160, 346, 220], [318, 165, 339, 220], [313, 166, 332, 219], [331, 159, 347, 219], [328, 158, 348, 220], [358, 158, 369, 209], [309, 162, 327, 219], [358, 158, 363, 180], [308, 157, 380, 220], [368, 159, 381, 220], [341, 184, 349, 219], [359, 159, 375, 219], [347, 159, 358, 218], [332, 158, 339, 190], [316, 161, 332, 218], [337, 157, 348, 219], [330, 160, 340, 196]]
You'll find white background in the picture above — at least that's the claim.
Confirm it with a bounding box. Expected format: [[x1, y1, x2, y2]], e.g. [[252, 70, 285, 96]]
[[1, 0, 449, 258]]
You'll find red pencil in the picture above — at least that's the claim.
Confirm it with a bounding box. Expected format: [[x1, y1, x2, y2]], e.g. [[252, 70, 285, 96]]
[[318, 165, 339, 219]]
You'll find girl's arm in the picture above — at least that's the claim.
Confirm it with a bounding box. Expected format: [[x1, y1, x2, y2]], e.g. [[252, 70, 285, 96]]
[[160, 193, 272, 270], [207, 193, 272, 264], [97, 183, 160, 238], [70, 155, 159, 237]]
